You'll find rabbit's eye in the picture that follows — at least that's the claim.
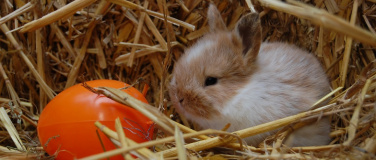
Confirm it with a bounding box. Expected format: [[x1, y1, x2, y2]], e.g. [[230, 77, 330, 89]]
[[205, 77, 217, 86]]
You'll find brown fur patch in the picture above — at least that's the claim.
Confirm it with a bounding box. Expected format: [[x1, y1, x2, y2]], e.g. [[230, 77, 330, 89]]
[[233, 12, 262, 67]]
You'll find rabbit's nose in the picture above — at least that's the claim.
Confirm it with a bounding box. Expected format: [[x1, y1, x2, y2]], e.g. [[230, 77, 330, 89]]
[[179, 98, 184, 103]]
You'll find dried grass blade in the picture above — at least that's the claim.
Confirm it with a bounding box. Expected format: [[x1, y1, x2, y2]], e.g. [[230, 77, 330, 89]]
[[316, 26, 324, 57], [0, 2, 35, 26], [310, 87, 343, 109], [0, 107, 25, 151], [0, 22, 56, 99], [242, 152, 306, 159], [114, 118, 132, 159], [94, 34, 107, 69], [338, 0, 352, 16], [115, 42, 155, 49], [0, 145, 39, 159], [363, 131, 376, 153], [0, 64, 24, 111], [115, 41, 181, 65], [95, 0, 111, 15], [80, 129, 235, 160], [177, 0, 189, 12], [50, 23, 77, 58], [19, 0, 97, 33], [108, 0, 195, 31], [122, 139, 158, 159], [116, 50, 161, 65], [65, 20, 98, 88], [324, 0, 340, 13], [258, 0, 376, 46], [243, 144, 340, 153], [95, 121, 119, 139], [186, 26, 209, 40], [173, 121, 210, 140], [94, 121, 159, 160], [127, 1, 148, 67], [95, 86, 174, 134], [159, 131, 243, 158], [0, 98, 31, 107], [0, 63, 38, 126], [340, 0, 359, 87], [35, 14, 48, 111], [344, 79, 372, 145], [144, 15, 167, 50], [46, 52, 70, 71], [245, 0, 256, 13], [174, 125, 187, 160], [363, 15, 376, 35], [160, 108, 323, 158]]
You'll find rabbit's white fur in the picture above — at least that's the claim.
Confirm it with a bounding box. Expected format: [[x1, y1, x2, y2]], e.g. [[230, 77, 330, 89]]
[[169, 4, 331, 146], [177, 42, 330, 146]]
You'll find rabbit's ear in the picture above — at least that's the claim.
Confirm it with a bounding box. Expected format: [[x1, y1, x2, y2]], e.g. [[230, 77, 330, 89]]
[[234, 13, 262, 63], [208, 3, 227, 32]]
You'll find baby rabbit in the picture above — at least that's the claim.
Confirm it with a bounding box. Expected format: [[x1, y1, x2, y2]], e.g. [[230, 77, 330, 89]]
[[169, 4, 331, 146]]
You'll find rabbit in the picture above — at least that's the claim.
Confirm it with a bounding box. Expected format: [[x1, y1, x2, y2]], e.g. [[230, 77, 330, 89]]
[[168, 4, 331, 147]]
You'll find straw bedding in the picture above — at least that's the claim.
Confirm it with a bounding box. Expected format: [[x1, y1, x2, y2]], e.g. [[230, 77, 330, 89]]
[[0, 0, 376, 159]]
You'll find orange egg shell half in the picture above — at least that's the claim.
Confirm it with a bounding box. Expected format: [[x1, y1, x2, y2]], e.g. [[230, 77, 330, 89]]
[[37, 80, 154, 160]]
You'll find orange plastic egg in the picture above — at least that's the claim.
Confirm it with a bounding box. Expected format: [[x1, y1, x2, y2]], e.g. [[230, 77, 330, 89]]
[[37, 80, 154, 159]]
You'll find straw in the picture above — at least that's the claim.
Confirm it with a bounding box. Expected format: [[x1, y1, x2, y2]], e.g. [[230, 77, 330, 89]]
[[174, 125, 187, 160], [108, 0, 195, 31], [0, 2, 35, 26], [91, 86, 175, 134], [127, 1, 148, 67], [94, 121, 159, 159], [344, 78, 372, 145], [340, 0, 359, 87], [0, 20, 56, 100], [1, 0, 376, 159], [0, 107, 25, 151], [64, 19, 98, 88], [258, 0, 376, 46], [19, 0, 97, 33]]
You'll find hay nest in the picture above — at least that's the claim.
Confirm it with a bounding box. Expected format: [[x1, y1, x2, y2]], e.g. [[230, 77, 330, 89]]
[[1, 0, 376, 159]]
